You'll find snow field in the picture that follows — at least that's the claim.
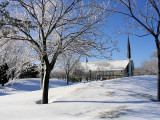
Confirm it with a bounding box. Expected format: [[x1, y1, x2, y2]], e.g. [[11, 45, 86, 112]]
[[0, 76, 160, 120]]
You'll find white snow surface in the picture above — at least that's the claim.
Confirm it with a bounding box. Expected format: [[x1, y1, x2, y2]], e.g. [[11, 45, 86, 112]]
[[81, 60, 130, 71], [0, 76, 160, 120]]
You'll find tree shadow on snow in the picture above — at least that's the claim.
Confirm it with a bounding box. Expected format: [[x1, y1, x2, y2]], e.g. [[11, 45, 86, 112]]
[[0, 79, 68, 96], [53, 100, 152, 104], [7, 80, 41, 92]]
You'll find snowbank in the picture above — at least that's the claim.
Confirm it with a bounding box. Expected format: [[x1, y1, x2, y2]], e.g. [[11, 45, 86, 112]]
[[0, 76, 160, 120]]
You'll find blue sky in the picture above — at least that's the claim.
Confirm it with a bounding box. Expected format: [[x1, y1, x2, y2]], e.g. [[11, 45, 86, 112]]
[[85, 13, 156, 67], [108, 12, 157, 67]]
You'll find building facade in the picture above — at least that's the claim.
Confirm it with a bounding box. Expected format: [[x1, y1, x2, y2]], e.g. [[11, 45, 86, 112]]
[[80, 37, 134, 80]]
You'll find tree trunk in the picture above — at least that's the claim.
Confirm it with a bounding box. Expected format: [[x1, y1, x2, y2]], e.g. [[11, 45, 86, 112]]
[[89, 70, 91, 80], [155, 36, 160, 101], [157, 47, 160, 101], [66, 72, 70, 85], [11, 70, 14, 80], [41, 68, 51, 104], [41, 67, 44, 89]]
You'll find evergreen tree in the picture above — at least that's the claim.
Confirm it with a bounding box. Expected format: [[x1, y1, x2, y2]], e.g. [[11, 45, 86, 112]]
[[19, 65, 39, 78], [0, 63, 9, 86]]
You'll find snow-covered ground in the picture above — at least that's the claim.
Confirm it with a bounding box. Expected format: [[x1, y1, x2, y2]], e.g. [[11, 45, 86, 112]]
[[0, 76, 160, 120]]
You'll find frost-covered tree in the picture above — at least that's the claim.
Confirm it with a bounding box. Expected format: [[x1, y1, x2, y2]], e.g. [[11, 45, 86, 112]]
[[0, 1, 9, 28], [0, 40, 34, 79], [135, 60, 158, 75], [0, 1, 34, 79], [1, 0, 116, 104], [135, 51, 158, 75], [105, 0, 160, 101], [59, 52, 81, 85]]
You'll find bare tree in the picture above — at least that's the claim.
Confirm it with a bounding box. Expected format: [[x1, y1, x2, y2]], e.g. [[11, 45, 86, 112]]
[[0, 0, 116, 104], [60, 52, 81, 85], [106, 0, 160, 101], [135, 51, 158, 75], [151, 51, 157, 59], [135, 60, 158, 75]]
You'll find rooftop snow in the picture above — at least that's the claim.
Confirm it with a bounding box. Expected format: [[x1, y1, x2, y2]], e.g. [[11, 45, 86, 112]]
[[80, 60, 130, 71]]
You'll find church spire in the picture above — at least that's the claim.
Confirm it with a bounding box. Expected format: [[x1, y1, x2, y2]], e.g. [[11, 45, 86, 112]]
[[127, 36, 131, 59]]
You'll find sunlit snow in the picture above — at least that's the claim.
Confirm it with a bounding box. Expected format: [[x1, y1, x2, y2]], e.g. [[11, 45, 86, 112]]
[[0, 76, 160, 120]]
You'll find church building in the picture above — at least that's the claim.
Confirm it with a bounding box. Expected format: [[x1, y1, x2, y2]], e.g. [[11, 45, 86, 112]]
[[80, 37, 134, 80]]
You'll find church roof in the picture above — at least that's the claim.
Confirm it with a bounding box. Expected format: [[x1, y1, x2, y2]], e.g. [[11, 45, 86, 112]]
[[80, 60, 130, 71]]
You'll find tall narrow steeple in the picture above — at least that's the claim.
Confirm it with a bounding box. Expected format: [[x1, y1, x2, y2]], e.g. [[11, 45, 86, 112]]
[[127, 36, 131, 60]]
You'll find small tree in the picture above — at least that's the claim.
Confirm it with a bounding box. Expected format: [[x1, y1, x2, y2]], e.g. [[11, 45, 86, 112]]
[[135, 51, 158, 75], [60, 52, 81, 85], [135, 60, 157, 75]]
